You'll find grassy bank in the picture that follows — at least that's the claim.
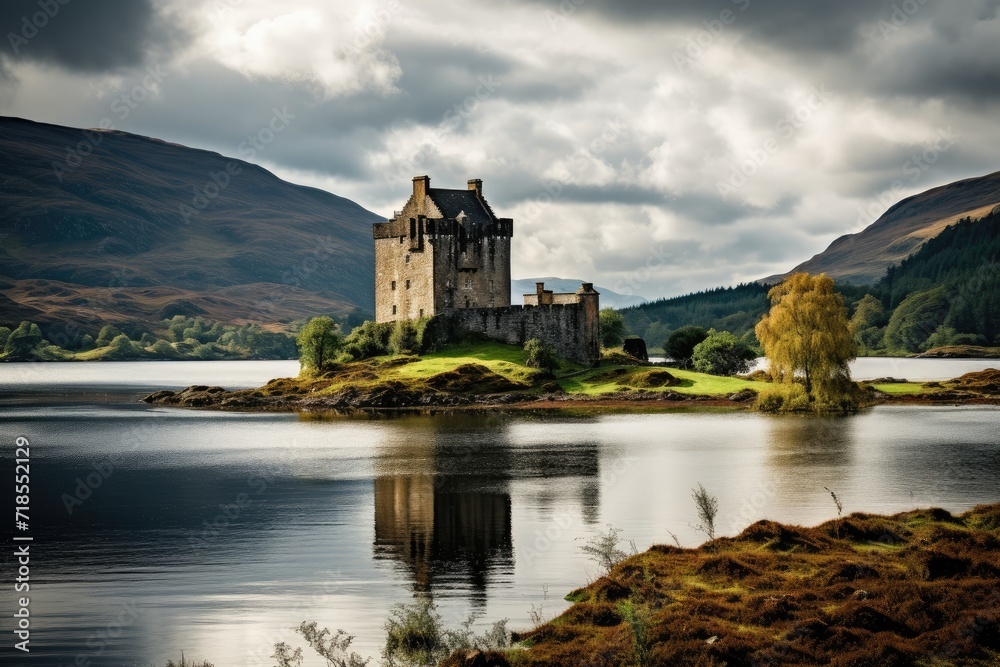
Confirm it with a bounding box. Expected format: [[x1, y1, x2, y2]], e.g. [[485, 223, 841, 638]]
[[257, 341, 760, 400], [511, 504, 1000, 667], [144, 341, 1000, 411]]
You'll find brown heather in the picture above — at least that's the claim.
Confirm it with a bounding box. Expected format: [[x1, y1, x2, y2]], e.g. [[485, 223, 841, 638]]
[[508, 504, 1000, 667]]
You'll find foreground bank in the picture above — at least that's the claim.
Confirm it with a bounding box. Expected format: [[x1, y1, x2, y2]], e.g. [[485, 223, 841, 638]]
[[503, 504, 1000, 667]]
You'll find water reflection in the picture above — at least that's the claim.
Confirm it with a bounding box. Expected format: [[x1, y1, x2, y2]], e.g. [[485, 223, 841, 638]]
[[372, 415, 601, 600], [766, 414, 857, 468]]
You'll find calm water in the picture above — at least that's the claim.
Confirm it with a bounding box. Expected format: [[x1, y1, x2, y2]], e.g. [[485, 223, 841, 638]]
[[1, 360, 999, 666]]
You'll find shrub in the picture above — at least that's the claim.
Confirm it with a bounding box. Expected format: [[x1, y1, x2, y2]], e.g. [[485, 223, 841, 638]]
[[2, 321, 45, 360], [388, 320, 418, 355], [164, 654, 214, 667], [104, 334, 144, 360], [754, 383, 810, 412], [665, 326, 708, 368], [691, 329, 755, 376], [148, 339, 178, 358], [691, 483, 719, 540], [342, 321, 394, 359], [295, 621, 370, 667], [599, 308, 626, 348], [95, 324, 123, 347], [524, 338, 559, 374], [580, 524, 628, 574]]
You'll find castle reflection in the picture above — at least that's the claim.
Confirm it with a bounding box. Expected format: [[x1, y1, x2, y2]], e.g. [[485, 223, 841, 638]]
[[373, 414, 600, 596]]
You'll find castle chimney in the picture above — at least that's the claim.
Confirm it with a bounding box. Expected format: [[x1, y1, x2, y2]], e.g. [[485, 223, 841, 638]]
[[413, 175, 430, 199], [467, 178, 482, 196], [536, 282, 545, 300]]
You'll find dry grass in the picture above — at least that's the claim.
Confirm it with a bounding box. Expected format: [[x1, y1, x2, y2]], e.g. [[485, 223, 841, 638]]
[[511, 504, 1000, 667]]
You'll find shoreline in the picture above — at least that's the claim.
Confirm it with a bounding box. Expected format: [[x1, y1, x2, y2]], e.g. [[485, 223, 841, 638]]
[[141, 383, 1000, 414], [506, 503, 1000, 667]]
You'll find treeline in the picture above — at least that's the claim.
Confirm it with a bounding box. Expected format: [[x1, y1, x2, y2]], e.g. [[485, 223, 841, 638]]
[[621, 283, 771, 351], [862, 209, 1000, 352], [0, 315, 299, 362], [622, 208, 1000, 355]]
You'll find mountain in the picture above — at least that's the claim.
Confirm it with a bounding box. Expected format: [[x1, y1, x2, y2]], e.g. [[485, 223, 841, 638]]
[[0, 116, 382, 336], [765, 170, 1000, 284], [511, 277, 645, 309]]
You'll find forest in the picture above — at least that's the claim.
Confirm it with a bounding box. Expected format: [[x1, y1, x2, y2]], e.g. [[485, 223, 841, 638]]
[[622, 209, 1000, 354]]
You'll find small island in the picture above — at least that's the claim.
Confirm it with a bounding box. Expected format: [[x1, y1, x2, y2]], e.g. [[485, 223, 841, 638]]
[[142, 338, 1000, 412]]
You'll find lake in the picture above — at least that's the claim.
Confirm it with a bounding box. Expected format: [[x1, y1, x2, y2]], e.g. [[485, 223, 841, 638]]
[[1, 360, 999, 666]]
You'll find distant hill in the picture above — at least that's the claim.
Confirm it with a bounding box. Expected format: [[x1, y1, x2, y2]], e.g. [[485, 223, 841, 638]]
[[511, 278, 645, 309], [0, 116, 382, 337], [764, 170, 1000, 284]]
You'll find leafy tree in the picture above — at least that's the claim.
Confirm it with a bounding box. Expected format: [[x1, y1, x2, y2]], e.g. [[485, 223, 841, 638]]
[[3, 321, 45, 360], [148, 339, 177, 358], [388, 320, 418, 356], [850, 294, 886, 353], [690, 329, 755, 376], [297, 317, 342, 372], [341, 321, 393, 360], [524, 338, 559, 374], [755, 273, 857, 404], [0, 326, 10, 350], [78, 333, 95, 350], [95, 324, 123, 347], [105, 333, 144, 360], [599, 308, 627, 348], [883, 287, 949, 352], [664, 325, 708, 368]]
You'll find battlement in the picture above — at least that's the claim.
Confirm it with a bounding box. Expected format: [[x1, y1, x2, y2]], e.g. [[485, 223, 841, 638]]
[[372, 176, 600, 365]]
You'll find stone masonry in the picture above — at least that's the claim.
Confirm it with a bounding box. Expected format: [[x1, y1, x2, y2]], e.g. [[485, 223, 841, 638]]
[[373, 176, 600, 365]]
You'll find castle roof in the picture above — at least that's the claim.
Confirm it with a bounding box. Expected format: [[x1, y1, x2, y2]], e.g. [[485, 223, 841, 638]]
[[427, 188, 498, 227]]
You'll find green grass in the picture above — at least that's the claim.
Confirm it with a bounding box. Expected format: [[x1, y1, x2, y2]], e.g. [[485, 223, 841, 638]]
[[870, 382, 934, 394], [387, 340, 560, 384], [557, 364, 759, 396]]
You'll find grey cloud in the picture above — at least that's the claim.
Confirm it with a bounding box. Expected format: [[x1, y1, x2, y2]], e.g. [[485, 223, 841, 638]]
[[0, 0, 186, 72], [519, 0, 888, 52]]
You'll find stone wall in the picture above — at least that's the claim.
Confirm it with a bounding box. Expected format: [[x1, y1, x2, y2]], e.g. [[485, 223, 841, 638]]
[[441, 292, 600, 366], [373, 175, 512, 323]]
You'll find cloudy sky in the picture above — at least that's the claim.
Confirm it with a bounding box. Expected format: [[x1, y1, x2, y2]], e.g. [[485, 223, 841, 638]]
[[3, 0, 999, 299]]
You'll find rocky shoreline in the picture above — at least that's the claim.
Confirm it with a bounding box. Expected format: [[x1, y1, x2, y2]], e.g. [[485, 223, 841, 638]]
[[141, 378, 1000, 413], [141, 383, 763, 412]]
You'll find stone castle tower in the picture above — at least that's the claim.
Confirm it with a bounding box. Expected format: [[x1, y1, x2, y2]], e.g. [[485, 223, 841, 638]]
[[373, 175, 513, 322], [373, 176, 601, 365]]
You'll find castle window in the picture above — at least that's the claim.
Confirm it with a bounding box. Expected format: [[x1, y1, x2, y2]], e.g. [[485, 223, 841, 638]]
[[405, 254, 410, 264], [392, 305, 397, 315], [405, 279, 410, 289], [391, 280, 396, 290], [399, 236, 404, 244], [489, 279, 494, 291], [464, 277, 472, 290], [419, 309, 424, 317]]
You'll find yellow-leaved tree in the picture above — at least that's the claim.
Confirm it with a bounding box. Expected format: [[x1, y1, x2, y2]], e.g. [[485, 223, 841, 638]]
[[755, 273, 859, 409]]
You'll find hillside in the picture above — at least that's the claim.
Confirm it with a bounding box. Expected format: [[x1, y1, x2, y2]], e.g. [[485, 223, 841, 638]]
[[511, 277, 645, 309], [0, 116, 382, 337], [624, 209, 1000, 354], [765, 170, 1000, 284]]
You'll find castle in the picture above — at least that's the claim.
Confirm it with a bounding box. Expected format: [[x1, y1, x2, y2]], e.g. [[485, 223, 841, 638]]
[[373, 176, 601, 365]]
